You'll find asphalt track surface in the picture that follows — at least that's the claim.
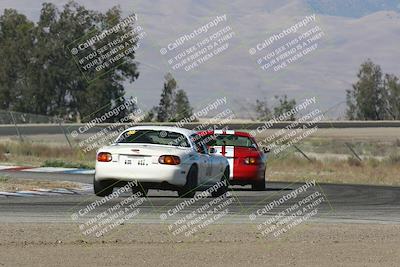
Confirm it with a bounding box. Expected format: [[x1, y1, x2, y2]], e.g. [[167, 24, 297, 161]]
[[0, 170, 399, 224]]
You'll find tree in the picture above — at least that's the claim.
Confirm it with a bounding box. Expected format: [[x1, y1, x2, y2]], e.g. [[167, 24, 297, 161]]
[[346, 59, 387, 120], [273, 95, 296, 121], [384, 74, 400, 120], [0, 2, 140, 122], [254, 99, 271, 121], [156, 73, 177, 122], [254, 95, 296, 121], [0, 9, 35, 111], [174, 89, 193, 122], [141, 106, 157, 122], [153, 73, 194, 122]]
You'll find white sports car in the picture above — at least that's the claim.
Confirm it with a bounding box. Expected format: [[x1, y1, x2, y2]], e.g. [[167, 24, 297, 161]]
[[94, 126, 230, 198]]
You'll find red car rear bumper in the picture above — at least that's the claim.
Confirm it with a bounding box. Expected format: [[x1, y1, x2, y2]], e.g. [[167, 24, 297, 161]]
[[230, 164, 265, 185]]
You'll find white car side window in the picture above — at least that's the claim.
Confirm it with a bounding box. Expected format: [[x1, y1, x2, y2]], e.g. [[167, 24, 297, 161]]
[[190, 134, 208, 154]]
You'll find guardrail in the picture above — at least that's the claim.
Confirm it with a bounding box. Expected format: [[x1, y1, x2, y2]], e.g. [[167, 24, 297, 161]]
[[0, 121, 399, 136]]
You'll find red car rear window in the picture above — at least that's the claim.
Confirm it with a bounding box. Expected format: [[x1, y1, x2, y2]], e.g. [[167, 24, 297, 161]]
[[206, 134, 257, 148]]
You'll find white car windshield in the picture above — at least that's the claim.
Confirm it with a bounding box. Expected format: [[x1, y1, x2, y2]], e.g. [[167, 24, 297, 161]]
[[116, 129, 190, 147]]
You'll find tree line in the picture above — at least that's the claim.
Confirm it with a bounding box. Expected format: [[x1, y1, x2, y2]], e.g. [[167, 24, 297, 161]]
[[0, 1, 195, 123], [253, 59, 400, 121], [0, 2, 141, 122]]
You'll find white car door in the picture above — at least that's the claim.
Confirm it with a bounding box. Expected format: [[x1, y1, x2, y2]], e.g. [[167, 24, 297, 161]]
[[191, 134, 212, 185]]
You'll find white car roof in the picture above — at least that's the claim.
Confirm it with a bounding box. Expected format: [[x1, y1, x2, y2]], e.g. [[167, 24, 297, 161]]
[[123, 125, 196, 137]]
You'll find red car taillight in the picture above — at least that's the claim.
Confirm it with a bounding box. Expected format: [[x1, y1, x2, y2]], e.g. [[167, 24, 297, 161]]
[[244, 157, 258, 165], [158, 155, 180, 165], [97, 152, 112, 162]]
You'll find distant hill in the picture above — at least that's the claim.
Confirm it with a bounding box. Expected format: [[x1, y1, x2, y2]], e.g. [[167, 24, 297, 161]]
[[306, 0, 400, 17], [1, 0, 400, 118]]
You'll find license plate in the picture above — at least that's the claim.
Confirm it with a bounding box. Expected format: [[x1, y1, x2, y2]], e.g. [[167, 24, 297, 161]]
[[120, 155, 147, 166], [137, 158, 147, 166]]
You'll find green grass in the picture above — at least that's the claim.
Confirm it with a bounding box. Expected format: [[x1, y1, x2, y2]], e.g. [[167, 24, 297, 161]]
[[41, 159, 94, 169], [0, 141, 94, 168], [0, 175, 10, 182]]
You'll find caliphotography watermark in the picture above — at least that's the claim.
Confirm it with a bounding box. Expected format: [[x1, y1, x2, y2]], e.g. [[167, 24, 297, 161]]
[[175, 97, 227, 127], [250, 96, 324, 155], [249, 14, 325, 72], [166, 107, 236, 148], [159, 181, 235, 238], [160, 14, 235, 72], [68, 97, 145, 153], [166, 96, 236, 149], [70, 181, 146, 238], [68, 13, 146, 81], [174, 96, 236, 133], [249, 180, 325, 238]]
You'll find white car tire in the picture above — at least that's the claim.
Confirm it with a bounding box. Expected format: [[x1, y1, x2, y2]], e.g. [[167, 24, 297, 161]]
[[211, 167, 229, 197], [252, 179, 266, 191], [177, 165, 198, 198], [132, 183, 149, 197], [94, 178, 114, 197]]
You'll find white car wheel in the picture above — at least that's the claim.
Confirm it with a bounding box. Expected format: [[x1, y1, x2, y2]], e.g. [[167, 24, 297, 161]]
[[93, 178, 114, 197], [211, 167, 229, 197], [177, 165, 198, 198]]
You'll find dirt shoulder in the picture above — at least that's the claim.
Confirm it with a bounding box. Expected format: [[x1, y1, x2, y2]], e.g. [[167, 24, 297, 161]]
[[0, 177, 82, 191], [0, 223, 399, 266]]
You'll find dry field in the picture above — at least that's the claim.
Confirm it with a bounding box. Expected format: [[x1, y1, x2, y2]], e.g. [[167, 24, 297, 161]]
[[0, 223, 399, 266], [0, 176, 82, 191]]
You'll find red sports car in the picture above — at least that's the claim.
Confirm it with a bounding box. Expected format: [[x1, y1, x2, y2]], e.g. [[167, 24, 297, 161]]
[[198, 130, 268, 190]]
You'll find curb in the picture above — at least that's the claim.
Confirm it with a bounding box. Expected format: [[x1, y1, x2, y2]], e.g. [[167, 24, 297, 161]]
[[0, 165, 94, 175], [0, 165, 94, 197], [0, 183, 93, 197]]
